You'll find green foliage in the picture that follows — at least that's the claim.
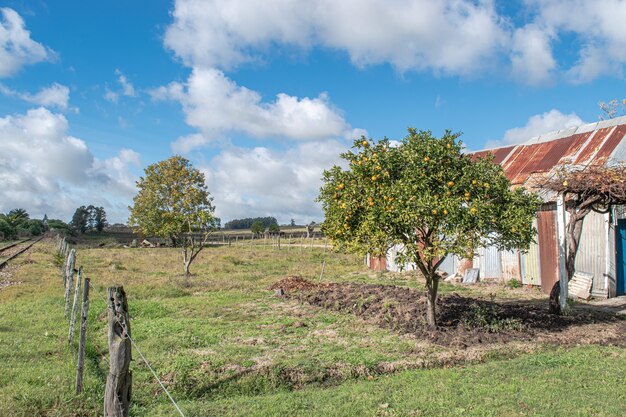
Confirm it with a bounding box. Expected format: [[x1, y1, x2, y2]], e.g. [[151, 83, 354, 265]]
[[319, 129, 540, 325], [47, 219, 71, 234], [129, 156, 216, 274], [225, 217, 278, 230], [506, 278, 522, 289], [250, 220, 265, 235], [7, 208, 29, 226], [268, 223, 280, 233], [129, 156, 216, 239], [0, 218, 16, 240], [71, 205, 107, 233], [24, 219, 44, 236], [461, 296, 525, 333], [319, 129, 540, 264]]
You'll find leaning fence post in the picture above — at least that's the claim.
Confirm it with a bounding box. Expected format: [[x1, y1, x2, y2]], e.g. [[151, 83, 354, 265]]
[[64, 249, 76, 316], [104, 286, 132, 417], [68, 267, 83, 343], [76, 277, 90, 394]]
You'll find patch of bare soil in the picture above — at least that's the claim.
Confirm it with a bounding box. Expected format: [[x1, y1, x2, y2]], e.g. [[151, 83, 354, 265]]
[[274, 277, 625, 349], [269, 275, 330, 292]]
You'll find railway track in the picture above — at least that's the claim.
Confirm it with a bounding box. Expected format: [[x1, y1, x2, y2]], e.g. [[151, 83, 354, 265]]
[[0, 236, 44, 270]]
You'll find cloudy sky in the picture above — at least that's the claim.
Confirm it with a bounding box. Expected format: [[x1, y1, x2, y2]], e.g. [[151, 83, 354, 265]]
[[1, 0, 625, 224]]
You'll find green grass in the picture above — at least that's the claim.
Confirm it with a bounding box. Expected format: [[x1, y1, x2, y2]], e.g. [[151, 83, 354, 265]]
[[0, 240, 623, 416]]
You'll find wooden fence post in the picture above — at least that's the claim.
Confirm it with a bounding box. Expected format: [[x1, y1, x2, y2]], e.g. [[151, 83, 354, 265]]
[[68, 267, 82, 343], [64, 249, 76, 317], [104, 286, 132, 417], [76, 277, 90, 394]]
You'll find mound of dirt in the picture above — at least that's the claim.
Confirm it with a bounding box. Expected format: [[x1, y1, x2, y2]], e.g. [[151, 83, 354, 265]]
[[269, 275, 329, 292], [275, 277, 626, 348]]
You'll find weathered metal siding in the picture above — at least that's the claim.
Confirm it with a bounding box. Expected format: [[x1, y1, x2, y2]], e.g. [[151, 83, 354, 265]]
[[574, 210, 607, 296], [521, 218, 541, 285], [479, 245, 501, 279], [439, 254, 459, 276], [538, 206, 559, 293], [501, 250, 521, 280], [369, 255, 387, 271]]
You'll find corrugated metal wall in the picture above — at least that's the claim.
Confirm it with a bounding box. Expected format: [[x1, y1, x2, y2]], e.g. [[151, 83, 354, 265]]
[[521, 218, 541, 286], [574, 210, 607, 296], [538, 206, 559, 293], [439, 254, 459, 276], [478, 245, 501, 279], [501, 250, 521, 280]]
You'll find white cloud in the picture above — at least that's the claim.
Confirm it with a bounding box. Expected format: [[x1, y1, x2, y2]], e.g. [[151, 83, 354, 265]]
[[486, 109, 585, 148], [115, 69, 136, 97], [104, 69, 137, 103], [165, 0, 507, 76], [0, 8, 54, 77], [0, 82, 70, 110], [0, 107, 140, 222], [163, 0, 626, 85], [104, 88, 118, 103], [159, 68, 360, 151], [200, 139, 347, 223], [510, 24, 556, 85], [524, 0, 626, 83]]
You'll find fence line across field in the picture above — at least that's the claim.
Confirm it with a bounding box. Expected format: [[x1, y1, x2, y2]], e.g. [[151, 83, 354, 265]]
[[54, 235, 187, 417]]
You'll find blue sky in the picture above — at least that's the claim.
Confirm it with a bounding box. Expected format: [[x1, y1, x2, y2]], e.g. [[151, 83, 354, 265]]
[[1, 0, 625, 224]]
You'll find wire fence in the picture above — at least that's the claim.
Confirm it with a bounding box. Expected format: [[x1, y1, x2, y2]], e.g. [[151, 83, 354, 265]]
[[54, 234, 186, 416]]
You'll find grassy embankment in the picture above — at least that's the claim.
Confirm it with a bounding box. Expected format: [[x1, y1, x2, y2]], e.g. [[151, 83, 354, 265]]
[[0, 239, 623, 416]]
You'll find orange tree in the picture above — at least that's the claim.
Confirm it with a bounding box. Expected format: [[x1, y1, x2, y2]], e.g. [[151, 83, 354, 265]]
[[319, 129, 539, 327], [129, 156, 216, 275]]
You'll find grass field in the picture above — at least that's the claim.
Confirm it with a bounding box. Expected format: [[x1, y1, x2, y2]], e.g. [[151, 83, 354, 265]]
[[0, 238, 624, 416]]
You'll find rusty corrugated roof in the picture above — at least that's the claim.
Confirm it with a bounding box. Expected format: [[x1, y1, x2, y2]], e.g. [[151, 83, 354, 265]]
[[475, 116, 626, 186]]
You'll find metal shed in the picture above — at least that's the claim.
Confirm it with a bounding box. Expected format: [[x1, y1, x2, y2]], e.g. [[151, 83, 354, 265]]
[[382, 116, 626, 298]]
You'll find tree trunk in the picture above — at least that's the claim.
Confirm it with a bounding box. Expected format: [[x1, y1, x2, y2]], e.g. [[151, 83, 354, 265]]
[[182, 247, 191, 276], [549, 209, 586, 315], [565, 214, 585, 280], [425, 274, 439, 327]]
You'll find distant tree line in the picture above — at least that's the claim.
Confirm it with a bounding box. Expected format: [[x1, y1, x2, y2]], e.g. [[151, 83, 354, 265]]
[[70, 205, 107, 234], [0, 209, 61, 240], [224, 216, 278, 230]]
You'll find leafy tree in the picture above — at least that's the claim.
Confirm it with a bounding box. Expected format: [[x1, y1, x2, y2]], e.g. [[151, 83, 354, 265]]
[[71, 206, 89, 234], [268, 223, 280, 233], [24, 219, 43, 236], [42, 214, 49, 231], [290, 218, 296, 227], [7, 208, 29, 227], [224, 216, 278, 229], [91, 206, 107, 232], [128, 156, 216, 275], [251, 220, 265, 235], [319, 129, 539, 327], [48, 219, 71, 234], [0, 218, 16, 240]]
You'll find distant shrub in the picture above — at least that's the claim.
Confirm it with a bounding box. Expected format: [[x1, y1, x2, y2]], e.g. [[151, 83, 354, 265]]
[[506, 278, 522, 289]]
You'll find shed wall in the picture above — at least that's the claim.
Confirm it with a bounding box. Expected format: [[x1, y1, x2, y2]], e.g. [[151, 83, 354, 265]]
[[574, 210, 607, 296], [538, 206, 559, 293]]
